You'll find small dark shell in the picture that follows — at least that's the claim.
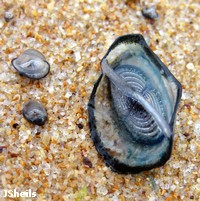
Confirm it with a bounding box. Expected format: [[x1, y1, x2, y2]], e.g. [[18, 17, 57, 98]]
[[23, 100, 47, 126], [142, 6, 159, 20], [88, 34, 182, 174], [11, 49, 50, 79], [4, 10, 14, 22]]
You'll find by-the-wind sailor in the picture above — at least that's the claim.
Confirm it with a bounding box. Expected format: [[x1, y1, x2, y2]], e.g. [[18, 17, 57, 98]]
[[11, 49, 50, 79], [23, 100, 47, 126], [88, 34, 182, 174]]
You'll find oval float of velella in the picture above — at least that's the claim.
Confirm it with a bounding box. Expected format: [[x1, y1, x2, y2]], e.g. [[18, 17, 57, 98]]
[[88, 34, 182, 174]]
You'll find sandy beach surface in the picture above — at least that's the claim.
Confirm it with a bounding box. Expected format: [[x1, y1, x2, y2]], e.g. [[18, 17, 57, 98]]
[[0, 0, 200, 200]]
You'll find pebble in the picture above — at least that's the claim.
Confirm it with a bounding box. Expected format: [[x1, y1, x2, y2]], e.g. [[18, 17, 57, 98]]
[[186, 62, 194, 70], [142, 6, 159, 20]]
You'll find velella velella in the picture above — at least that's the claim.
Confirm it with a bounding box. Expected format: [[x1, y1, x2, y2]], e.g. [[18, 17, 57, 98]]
[[142, 6, 159, 20], [11, 49, 50, 79], [23, 100, 47, 126], [88, 34, 182, 174]]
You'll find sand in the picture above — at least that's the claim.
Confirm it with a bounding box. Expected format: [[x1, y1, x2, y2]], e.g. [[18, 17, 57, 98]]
[[0, 0, 200, 200]]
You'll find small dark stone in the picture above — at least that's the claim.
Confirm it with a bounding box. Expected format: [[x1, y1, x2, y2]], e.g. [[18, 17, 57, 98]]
[[142, 6, 159, 20], [0, 146, 6, 153], [183, 132, 190, 137], [183, 103, 191, 109], [156, 39, 159, 44], [83, 157, 93, 168], [85, 24, 90, 29], [142, 190, 146, 195], [35, 131, 41, 135], [77, 123, 84, 129], [12, 123, 19, 129], [9, 152, 19, 158]]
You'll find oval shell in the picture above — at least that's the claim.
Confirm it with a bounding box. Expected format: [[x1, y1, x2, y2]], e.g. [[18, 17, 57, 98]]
[[23, 100, 47, 126], [88, 34, 182, 174], [11, 49, 50, 79]]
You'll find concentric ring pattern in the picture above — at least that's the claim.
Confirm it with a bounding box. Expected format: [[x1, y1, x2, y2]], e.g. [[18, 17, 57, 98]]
[[111, 65, 166, 145]]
